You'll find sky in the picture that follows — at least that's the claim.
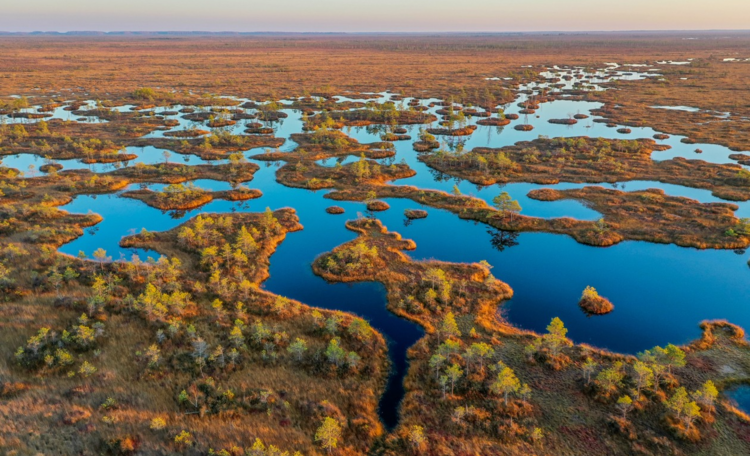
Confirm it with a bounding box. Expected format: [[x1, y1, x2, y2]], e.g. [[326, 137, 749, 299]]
[[3, 0, 750, 33]]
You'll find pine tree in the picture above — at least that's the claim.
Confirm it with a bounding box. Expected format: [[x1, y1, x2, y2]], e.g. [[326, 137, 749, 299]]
[[440, 312, 462, 340], [325, 338, 346, 367], [617, 395, 633, 419], [582, 357, 597, 385], [632, 361, 654, 398], [492, 192, 522, 221], [315, 417, 342, 454], [693, 380, 718, 415], [491, 366, 521, 405], [288, 338, 308, 362], [446, 363, 464, 395]]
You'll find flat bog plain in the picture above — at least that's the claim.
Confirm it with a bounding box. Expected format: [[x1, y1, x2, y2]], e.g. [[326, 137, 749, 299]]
[[2, 33, 750, 455]]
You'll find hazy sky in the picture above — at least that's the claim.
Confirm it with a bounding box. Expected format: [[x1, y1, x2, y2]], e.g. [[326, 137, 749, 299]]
[[3, 0, 750, 32]]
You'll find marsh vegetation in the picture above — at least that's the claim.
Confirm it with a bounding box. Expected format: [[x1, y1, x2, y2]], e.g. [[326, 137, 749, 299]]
[[2, 33, 750, 455]]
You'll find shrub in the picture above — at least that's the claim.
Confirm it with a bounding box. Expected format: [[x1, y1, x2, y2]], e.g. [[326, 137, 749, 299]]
[[150, 417, 167, 430], [132, 88, 156, 101]]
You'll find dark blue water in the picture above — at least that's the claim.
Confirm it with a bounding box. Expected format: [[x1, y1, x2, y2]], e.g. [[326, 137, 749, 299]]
[[727, 387, 750, 414], [57, 167, 750, 425], [21, 67, 750, 427], [261, 201, 424, 428]]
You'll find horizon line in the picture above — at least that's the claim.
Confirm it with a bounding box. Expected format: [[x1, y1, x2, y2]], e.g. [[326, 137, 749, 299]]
[[2, 29, 750, 35]]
